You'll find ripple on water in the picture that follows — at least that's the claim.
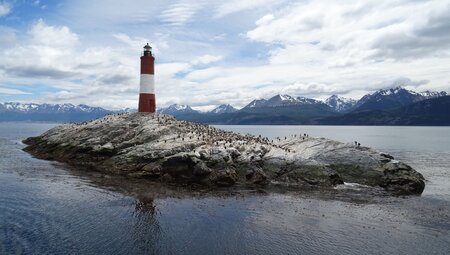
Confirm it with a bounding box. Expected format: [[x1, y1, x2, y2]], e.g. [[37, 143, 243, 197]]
[[0, 175, 74, 254], [1, 123, 450, 254]]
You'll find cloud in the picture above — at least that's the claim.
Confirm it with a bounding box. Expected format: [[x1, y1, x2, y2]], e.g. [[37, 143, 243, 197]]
[[0, 26, 16, 46], [214, 0, 284, 18], [0, 2, 11, 17], [60, 0, 166, 26], [113, 33, 169, 57], [370, 2, 450, 59], [376, 77, 429, 90], [98, 74, 134, 85], [42, 90, 83, 101], [0, 20, 81, 80], [0, 20, 141, 108], [255, 14, 274, 26], [247, 0, 450, 62], [159, 0, 205, 26], [3, 66, 78, 79], [191, 54, 223, 65], [29, 19, 78, 48], [0, 87, 29, 95], [1, 1, 450, 110]]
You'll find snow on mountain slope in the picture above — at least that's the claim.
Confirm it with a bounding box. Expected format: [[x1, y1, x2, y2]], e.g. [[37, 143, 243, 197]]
[[210, 104, 237, 114], [325, 95, 357, 112], [243, 94, 323, 109], [0, 102, 108, 113], [352, 87, 447, 112], [158, 104, 199, 115]]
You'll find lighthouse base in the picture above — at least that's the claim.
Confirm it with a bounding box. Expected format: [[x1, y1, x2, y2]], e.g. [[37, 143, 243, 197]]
[[138, 93, 156, 113]]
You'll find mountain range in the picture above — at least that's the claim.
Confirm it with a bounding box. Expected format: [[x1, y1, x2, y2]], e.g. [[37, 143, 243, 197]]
[[318, 96, 450, 126], [1, 87, 448, 125], [157, 87, 448, 125], [351, 87, 447, 112], [0, 102, 112, 122]]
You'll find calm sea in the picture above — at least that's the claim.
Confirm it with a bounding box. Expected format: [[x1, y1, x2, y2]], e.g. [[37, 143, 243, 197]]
[[1, 123, 449, 254]]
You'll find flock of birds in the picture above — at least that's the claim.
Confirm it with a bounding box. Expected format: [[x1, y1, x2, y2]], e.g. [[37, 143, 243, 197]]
[[142, 113, 313, 154], [67, 112, 362, 154]]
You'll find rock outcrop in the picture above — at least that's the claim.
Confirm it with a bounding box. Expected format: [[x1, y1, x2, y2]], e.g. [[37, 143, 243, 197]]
[[23, 113, 425, 194]]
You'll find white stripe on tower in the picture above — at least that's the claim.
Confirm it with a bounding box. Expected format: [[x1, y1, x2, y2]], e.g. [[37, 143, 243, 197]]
[[139, 74, 155, 94]]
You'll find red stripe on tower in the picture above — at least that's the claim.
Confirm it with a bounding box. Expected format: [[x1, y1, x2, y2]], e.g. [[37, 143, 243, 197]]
[[138, 43, 156, 112]]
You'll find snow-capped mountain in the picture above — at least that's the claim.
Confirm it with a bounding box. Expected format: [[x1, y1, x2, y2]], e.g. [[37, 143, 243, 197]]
[[353, 87, 448, 112], [239, 88, 447, 113], [243, 94, 323, 109], [419, 90, 448, 99], [158, 104, 199, 116], [0, 102, 111, 121], [210, 104, 237, 114], [265, 94, 299, 107], [245, 99, 268, 108], [325, 95, 357, 112], [115, 107, 137, 113], [318, 95, 450, 125], [0, 102, 109, 113], [2, 86, 447, 124]]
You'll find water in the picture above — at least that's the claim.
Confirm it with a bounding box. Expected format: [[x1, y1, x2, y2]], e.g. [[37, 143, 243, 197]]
[[1, 123, 449, 254]]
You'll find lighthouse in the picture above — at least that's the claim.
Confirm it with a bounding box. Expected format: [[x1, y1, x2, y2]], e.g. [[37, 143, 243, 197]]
[[138, 43, 155, 112]]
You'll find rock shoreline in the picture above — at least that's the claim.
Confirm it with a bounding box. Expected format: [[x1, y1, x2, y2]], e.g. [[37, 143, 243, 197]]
[[23, 113, 425, 195]]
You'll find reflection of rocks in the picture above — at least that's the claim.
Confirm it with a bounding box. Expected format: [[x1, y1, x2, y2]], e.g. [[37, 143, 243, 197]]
[[23, 112, 425, 195], [135, 196, 156, 214], [131, 195, 161, 254]]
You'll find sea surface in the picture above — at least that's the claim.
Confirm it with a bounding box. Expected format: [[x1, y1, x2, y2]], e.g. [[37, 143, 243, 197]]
[[0, 122, 449, 255]]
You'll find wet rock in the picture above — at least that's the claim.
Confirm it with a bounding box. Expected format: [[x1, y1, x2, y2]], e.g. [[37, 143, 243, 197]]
[[331, 164, 383, 186], [211, 168, 238, 187], [245, 167, 268, 184], [382, 175, 425, 195], [380, 152, 394, 159], [193, 160, 212, 176], [382, 161, 425, 194], [329, 173, 344, 185], [384, 161, 412, 172], [140, 162, 162, 178], [161, 153, 195, 178]]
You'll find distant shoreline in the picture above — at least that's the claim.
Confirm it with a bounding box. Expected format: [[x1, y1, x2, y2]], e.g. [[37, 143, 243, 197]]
[[2, 120, 449, 127]]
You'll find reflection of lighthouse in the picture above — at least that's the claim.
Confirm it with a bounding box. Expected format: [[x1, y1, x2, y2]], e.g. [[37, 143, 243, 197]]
[[138, 43, 155, 112]]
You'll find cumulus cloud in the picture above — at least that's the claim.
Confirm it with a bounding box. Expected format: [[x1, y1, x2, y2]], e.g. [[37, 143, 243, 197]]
[[0, 23, 77, 93], [1, 20, 81, 80], [0, 18, 222, 109], [0, 20, 141, 108], [1, 1, 450, 109], [29, 19, 78, 48], [247, 0, 450, 62]]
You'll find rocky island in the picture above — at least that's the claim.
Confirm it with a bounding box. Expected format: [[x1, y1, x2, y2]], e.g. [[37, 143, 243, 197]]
[[23, 113, 425, 195]]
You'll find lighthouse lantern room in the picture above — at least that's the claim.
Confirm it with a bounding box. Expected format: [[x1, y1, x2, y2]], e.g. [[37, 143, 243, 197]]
[[138, 43, 156, 113]]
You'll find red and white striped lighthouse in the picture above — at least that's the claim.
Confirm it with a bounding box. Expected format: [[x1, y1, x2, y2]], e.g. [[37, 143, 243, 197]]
[[138, 43, 155, 112]]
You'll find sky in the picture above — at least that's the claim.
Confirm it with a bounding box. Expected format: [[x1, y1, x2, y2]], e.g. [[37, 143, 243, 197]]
[[1, 0, 450, 111]]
